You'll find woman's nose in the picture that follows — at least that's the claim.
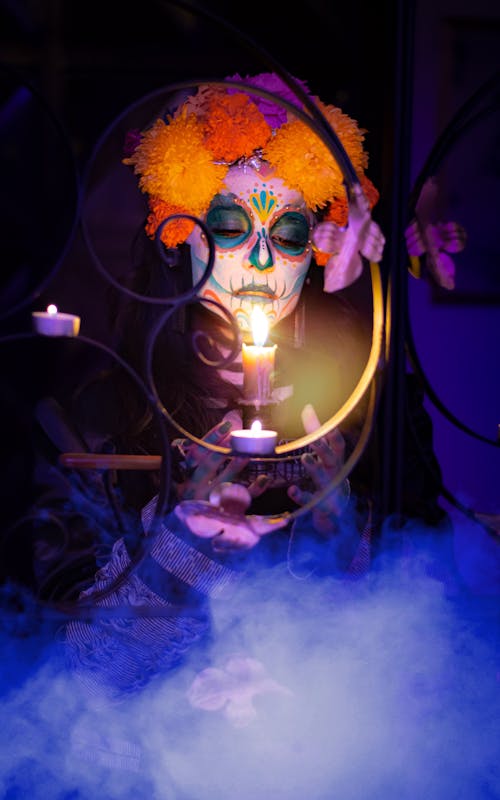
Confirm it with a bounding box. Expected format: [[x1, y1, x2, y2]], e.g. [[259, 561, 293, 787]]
[[249, 230, 273, 270]]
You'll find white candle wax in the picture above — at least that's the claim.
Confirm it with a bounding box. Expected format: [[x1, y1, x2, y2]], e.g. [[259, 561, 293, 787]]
[[32, 304, 80, 337], [230, 419, 278, 455], [242, 342, 276, 403], [242, 306, 276, 404]]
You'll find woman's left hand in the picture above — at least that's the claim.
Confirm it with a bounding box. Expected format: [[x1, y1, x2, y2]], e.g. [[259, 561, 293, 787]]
[[287, 404, 350, 535]]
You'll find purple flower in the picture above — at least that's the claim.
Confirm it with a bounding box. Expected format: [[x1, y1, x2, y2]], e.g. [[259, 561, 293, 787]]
[[225, 72, 311, 129]]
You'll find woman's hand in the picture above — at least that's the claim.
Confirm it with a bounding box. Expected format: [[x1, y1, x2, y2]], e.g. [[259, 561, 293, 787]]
[[175, 481, 287, 553], [175, 490, 288, 553], [405, 176, 466, 291], [175, 419, 248, 502], [313, 183, 385, 293], [174, 418, 279, 551], [175, 418, 273, 502], [287, 404, 350, 535]]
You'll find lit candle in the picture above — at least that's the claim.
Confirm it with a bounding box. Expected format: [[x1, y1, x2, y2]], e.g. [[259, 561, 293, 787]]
[[241, 306, 277, 405], [230, 419, 278, 456], [32, 304, 81, 337]]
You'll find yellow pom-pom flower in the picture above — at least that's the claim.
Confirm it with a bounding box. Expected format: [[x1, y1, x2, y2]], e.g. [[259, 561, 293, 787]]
[[264, 101, 369, 212], [124, 112, 226, 216], [123, 78, 379, 250], [317, 100, 369, 174]]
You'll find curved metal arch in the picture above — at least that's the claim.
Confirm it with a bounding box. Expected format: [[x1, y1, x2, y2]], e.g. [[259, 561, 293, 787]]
[[406, 71, 500, 450], [0, 331, 175, 615], [405, 71, 500, 528], [0, 64, 81, 322]]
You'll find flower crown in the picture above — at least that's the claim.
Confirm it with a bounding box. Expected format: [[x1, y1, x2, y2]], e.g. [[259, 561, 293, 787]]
[[123, 73, 379, 265]]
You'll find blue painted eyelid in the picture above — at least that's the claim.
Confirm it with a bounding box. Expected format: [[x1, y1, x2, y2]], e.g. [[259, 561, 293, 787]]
[[270, 213, 310, 255], [211, 230, 250, 249], [206, 205, 252, 249], [272, 240, 307, 256], [206, 206, 309, 253]]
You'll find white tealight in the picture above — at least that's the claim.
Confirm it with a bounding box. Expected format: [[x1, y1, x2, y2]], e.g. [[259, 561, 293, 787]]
[[32, 305, 80, 337], [230, 419, 278, 455]]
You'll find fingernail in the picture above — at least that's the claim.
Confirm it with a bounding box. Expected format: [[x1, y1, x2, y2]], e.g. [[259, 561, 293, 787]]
[[219, 420, 231, 433]]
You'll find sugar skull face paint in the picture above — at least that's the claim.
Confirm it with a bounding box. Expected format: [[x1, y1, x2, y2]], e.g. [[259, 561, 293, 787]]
[[188, 165, 314, 333]]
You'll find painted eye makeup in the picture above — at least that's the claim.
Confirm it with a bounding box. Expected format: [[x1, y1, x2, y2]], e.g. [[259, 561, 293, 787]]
[[206, 204, 252, 249], [270, 212, 310, 255]]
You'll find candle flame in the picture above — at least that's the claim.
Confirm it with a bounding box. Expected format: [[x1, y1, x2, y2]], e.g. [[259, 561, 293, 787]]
[[250, 419, 263, 434], [250, 306, 269, 347], [47, 304, 58, 315]]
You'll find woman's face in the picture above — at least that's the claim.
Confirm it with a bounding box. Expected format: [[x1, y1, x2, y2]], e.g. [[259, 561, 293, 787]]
[[188, 164, 314, 333]]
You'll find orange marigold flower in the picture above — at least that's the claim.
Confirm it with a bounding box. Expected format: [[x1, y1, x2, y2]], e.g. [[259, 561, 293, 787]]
[[312, 197, 348, 265], [202, 93, 272, 162], [146, 197, 195, 248], [124, 112, 226, 215], [324, 196, 349, 227], [322, 176, 378, 224], [313, 250, 330, 267], [360, 174, 380, 209]]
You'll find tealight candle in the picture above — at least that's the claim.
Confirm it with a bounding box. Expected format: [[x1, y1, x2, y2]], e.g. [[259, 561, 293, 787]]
[[32, 304, 81, 337], [230, 419, 278, 456], [242, 306, 277, 405]]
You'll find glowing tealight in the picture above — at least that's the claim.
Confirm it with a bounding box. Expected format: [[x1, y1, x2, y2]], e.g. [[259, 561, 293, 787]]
[[32, 304, 81, 337], [230, 417, 278, 455]]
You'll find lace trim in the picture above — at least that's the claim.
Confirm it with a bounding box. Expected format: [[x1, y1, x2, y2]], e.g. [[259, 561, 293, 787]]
[[65, 537, 210, 696], [142, 499, 242, 598]]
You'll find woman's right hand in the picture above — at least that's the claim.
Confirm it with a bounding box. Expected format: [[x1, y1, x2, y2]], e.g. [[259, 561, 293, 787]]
[[175, 418, 273, 503], [287, 404, 351, 535]]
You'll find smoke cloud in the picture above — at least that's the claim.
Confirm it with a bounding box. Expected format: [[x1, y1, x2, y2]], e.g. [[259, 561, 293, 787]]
[[0, 518, 498, 800]]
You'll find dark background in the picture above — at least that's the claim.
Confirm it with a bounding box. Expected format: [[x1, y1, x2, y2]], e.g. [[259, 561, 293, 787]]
[[0, 0, 394, 174], [0, 0, 499, 544]]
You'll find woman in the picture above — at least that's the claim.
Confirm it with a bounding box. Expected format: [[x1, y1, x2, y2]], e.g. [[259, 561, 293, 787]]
[[61, 73, 450, 716]]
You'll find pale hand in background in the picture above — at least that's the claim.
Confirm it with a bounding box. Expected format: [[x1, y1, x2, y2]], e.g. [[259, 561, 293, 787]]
[[187, 654, 293, 728], [406, 176, 467, 290], [313, 183, 385, 293]]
